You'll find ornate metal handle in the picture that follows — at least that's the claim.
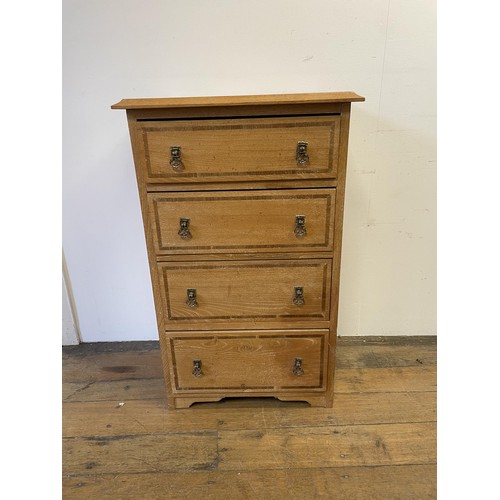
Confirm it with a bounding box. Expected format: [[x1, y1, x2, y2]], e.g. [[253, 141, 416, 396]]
[[186, 288, 198, 308], [192, 360, 203, 377], [296, 141, 309, 166], [178, 218, 192, 240], [293, 358, 304, 376], [169, 145, 184, 171], [293, 286, 305, 306], [294, 215, 307, 238]]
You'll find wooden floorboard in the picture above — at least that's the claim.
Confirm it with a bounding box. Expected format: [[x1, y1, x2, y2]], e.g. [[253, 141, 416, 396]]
[[62, 336, 436, 499], [63, 391, 436, 436], [63, 464, 436, 500], [63, 365, 436, 402]]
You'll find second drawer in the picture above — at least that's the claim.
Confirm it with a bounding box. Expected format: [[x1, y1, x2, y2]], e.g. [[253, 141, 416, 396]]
[[148, 188, 336, 255], [158, 259, 332, 327]]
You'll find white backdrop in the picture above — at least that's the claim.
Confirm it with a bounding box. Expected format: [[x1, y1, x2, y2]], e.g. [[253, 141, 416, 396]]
[[62, 0, 436, 342]]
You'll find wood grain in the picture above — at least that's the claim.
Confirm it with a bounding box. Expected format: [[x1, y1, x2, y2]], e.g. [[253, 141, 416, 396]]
[[139, 116, 340, 183], [155, 250, 335, 262], [335, 341, 437, 368], [63, 465, 435, 500], [167, 331, 327, 392], [126, 109, 176, 407], [158, 260, 332, 324], [62, 349, 163, 383], [146, 178, 337, 192], [63, 432, 218, 475], [335, 365, 436, 393], [62, 365, 436, 402], [63, 392, 436, 437], [125, 102, 346, 122], [148, 188, 336, 254], [111, 91, 365, 109], [62, 337, 436, 499], [218, 422, 436, 470], [62, 422, 434, 476], [62, 336, 436, 381], [114, 93, 365, 409]]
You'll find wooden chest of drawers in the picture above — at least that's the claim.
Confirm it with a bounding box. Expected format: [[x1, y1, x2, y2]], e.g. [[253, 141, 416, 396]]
[[112, 92, 364, 408]]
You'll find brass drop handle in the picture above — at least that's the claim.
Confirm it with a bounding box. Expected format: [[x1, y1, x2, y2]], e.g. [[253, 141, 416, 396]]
[[296, 141, 309, 166], [186, 288, 198, 308], [170, 145, 184, 171], [192, 360, 203, 377], [293, 286, 305, 306], [293, 358, 304, 376], [178, 218, 192, 240], [294, 215, 307, 237]]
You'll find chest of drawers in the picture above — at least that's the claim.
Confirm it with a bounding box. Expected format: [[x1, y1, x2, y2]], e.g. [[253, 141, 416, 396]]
[[112, 92, 364, 409]]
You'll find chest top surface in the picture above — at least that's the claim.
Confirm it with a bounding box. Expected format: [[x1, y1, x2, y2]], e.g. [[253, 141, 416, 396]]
[[111, 91, 365, 110]]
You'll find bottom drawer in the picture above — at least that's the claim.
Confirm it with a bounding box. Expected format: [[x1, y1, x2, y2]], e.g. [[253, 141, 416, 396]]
[[166, 330, 328, 392]]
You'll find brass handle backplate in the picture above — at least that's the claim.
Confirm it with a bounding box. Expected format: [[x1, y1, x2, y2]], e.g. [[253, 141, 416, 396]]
[[293, 358, 304, 376], [170, 145, 184, 170], [186, 288, 198, 308], [296, 141, 309, 166], [294, 215, 307, 238], [178, 218, 192, 240], [192, 360, 203, 377], [293, 286, 305, 306]]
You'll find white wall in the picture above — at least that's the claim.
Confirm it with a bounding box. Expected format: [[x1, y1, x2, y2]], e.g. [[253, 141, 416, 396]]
[[63, 0, 436, 341]]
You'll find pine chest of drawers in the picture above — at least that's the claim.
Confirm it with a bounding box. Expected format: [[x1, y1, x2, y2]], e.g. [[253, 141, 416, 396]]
[[112, 92, 364, 409]]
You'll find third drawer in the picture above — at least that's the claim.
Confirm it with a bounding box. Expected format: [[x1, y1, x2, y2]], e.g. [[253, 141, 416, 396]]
[[158, 258, 332, 327]]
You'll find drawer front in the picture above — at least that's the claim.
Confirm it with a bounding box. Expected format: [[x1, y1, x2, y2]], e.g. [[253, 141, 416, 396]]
[[166, 330, 328, 392], [138, 115, 340, 183], [158, 259, 332, 326], [149, 188, 335, 255]]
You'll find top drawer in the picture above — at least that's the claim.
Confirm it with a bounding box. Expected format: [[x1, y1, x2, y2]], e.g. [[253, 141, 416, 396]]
[[136, 115, 341, 184]]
